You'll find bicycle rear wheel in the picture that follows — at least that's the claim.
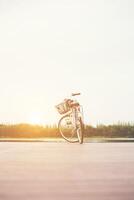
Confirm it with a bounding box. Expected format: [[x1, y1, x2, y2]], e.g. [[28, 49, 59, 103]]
[[58, 115, 79, 143], [77, 117, 84, 144]]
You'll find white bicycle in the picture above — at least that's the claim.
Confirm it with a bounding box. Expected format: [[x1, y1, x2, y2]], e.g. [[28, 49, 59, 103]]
[[55, 93, 84, 144]]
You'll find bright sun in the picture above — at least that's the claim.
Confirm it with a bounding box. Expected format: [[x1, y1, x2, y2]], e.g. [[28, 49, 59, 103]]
[[27, 112, 44, 125]]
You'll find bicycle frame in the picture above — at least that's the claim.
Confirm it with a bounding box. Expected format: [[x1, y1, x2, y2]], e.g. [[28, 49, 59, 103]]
[[67, 105, 83, 130]]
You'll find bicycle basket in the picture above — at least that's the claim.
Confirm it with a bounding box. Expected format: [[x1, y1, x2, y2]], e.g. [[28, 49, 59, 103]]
[[56, 101, 70, 114]]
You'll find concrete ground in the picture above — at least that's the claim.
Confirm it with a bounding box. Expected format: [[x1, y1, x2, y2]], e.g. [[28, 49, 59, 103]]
[[0, 142, 134, 200]]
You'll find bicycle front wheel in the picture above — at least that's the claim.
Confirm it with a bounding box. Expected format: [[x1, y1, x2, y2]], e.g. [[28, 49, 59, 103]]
[[58, 115, 79, 143]]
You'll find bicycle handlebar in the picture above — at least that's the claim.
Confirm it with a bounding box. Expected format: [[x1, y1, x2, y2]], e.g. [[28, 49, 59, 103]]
[[72, 93, 81, 96]]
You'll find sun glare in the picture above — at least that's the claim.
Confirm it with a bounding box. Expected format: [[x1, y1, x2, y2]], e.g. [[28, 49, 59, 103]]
[[27, 112, 44, 125]]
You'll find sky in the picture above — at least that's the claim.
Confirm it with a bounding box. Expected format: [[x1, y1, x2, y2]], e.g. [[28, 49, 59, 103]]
[[0, 0, 134, 126]]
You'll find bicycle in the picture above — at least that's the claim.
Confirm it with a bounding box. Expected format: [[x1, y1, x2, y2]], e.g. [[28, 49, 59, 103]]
[[55, 93, 84, 144]]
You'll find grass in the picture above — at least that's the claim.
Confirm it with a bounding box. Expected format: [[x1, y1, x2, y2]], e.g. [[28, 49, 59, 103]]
[[0, 123, 134, 139]]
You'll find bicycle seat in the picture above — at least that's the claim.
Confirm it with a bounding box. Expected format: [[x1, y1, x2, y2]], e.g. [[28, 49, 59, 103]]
[[72, 93, 81, 96]]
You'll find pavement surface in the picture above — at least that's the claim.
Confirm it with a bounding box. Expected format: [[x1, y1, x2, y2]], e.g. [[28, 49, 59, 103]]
[[0, 142, 134, 200]]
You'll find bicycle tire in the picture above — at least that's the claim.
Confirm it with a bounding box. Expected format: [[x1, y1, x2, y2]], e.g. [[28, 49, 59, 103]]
[[58, 115, 79, 143], [77, 117, 84, 144]]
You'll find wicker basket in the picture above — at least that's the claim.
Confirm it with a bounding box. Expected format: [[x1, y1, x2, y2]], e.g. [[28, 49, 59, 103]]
[[56, 101, 70, 114]]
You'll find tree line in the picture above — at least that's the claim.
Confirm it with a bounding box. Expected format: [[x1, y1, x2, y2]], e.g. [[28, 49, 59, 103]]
[[0, 123, 134, 138]]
